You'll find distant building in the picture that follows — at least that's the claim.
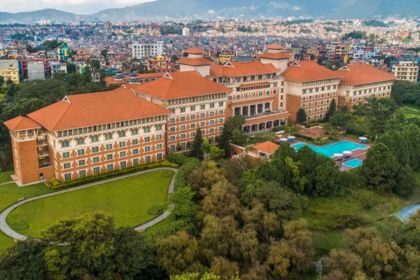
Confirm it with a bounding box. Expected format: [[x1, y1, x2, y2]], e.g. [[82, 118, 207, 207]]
[[182, 27, 190, 36], [57, 43, 69, 62], [0, 59, 19, 83], [132, 41, 164, 59], [27, 61, 46, 81], [50, 62, 67, 76], [392, 61, 419, 82]]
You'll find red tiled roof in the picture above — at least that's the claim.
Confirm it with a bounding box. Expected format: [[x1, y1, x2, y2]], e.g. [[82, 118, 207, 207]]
[[253, 141, 279, 154], [210, 61, 278, 77], [283, 61, 341, 82], [104, 72, 165, 85], [130, 71, 231, 100], [267, 44, 285, 50], [3, 116, 41, 132], [27, 87, 169, 131], [177, 57, 212, 66], [185, 48, 204, 54], [337, 64, 396, 86], [257, 52, 291, 60]]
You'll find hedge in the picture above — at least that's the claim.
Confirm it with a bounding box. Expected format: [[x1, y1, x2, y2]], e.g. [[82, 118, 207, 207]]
[[46, 160, 178, 190]]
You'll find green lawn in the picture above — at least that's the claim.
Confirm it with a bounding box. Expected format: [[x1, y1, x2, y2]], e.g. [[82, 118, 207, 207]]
[[401, 106, 420, 119], [0, 171, 13, 184], [0, 180, 51, 252], [6, 170, 174, 238]]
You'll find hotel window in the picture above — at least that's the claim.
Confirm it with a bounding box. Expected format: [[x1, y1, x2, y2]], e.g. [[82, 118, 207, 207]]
[[181, 125, 186, 131], [180, 134, 186, 139], [79, 170, 86, 177], [219, 102, 223, 107], [210, 103, 215, 108], [132, 139, 139, 145], [155, 124, 162, 131], [180, 107, 186, 113], [61, 140, 70, 148], [62, 152, 70, 159], [144, 137, 150, 143], [90, 136, 98, 142], [120, 151, 126, 157], [93, 167, 100, 175], [131, 128, 139, 135], [191, 132, 196, 137], [145, 156, 151, 163], [107, 164, 113, 172], [156, 144, 162, 149], [191, 105, 196, 111], [210, 120, 215, 125], [191, 123, 196, 128], [144, 127, 151, 133], [79, 160, 86, 166], [170, 127, 176, 132], [210, 112, 215, 117], [119, 142, 125, 148], [144, 146, 151, 152], [105, 133, 113, 140], [92, 146, 99, 153], [64, 173, 71, 181], [219, 118, 224, 123], [219, 110, 224, 114], [133, 159, 139, 165], [157, 153, 163, 160], [200, 104, 205, 110], [77, 138, 85, 145], [156, 135, 162, 140], [118, 131, 126, 138], [106, 154, 113, 160], [200, 113, 205, 118], [169, 118, 175, 123], [63, 162, 71, 169], [191, 115, 196, 120], [180, 116, 186, 122], [169, 136, 175, 141], [77, 149, 84, 156], [133, 149, 139, 155], [106, 144, 113, 150], [120, 161, 127, 169], [93, 157, 100, 163]]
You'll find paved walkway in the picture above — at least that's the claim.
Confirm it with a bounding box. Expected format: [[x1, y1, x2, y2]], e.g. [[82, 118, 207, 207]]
[[0, 167, 178, 241]]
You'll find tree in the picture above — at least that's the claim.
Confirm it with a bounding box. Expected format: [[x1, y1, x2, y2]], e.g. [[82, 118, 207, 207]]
[[171, 186, 197, 219], [360, 143, 398, 192], [217, 115, 245, 156], [191, 128, 204, 159], [324, 98, 337, 121], [0, 240, 47, 280], [209, 145, 225, 160], [41, 214, 155, 279], [157, 231, 198, 275], [296, 108, 307, 124], [210, 257, 239, 280], [202, 179, 241, 218], [323, 249, 363, 279]]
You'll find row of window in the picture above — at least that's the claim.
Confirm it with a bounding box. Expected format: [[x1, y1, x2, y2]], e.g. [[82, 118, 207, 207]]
[[63, 155, 163, 180], [302, 85, 337, 94], [167, 94, 226, 106], [349, 86, 391, 96], [62, 142, 163, 158], [168, 127, 222, 142], [233, 89, 283, 100], [169, 111, 224, 123], [302, 99, 331, 108], [168, 119, 224, 132], [301, 92, 334, 101], [57, 117, 165, 138]]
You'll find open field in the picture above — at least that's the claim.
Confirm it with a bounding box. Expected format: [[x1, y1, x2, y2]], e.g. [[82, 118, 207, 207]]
[[6, 169, 174, 238], [401, 106, 420, 119]]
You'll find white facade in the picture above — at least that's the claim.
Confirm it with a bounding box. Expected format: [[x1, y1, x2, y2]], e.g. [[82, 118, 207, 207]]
[[182, 27, 190, 36], [27, 62, 45, 81], [392, 61, 419, 82], [132, 41, 164, 59]]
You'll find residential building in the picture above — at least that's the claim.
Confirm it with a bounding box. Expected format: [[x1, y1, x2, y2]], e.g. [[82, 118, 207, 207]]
[[0, 59, 19, 83], [50, 62, 67, 76], [182, 27, 190, 36], [337, 64, 395, 108], [27, 61, 46, 80], [284, 61, 341, 122], [132, 41, 164, 59], [392, 61, 419, 82], [4, 88, 169, 185]]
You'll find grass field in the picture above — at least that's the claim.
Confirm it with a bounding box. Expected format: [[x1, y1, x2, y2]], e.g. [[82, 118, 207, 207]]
[[401, 106, 420, 119], [300, 172, 420, 257], [0, 171, 13, 184], [0, 175, 51, 252], [5, 169, 174, 238]]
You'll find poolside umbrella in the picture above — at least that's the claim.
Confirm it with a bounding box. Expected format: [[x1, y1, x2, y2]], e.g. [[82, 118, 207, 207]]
[[333, 153, 343, 160], [343, 151, 352, 158], [279, 138, 288, 142], [359, 136, 368, 143], [287, 136, 296, 142]]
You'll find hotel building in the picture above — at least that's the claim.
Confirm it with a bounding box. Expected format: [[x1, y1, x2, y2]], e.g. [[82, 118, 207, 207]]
[[0, 59, 19, 84], [337, 63, 395, 108], [132, 41, 164, 59], [284, 61, 341, 122]]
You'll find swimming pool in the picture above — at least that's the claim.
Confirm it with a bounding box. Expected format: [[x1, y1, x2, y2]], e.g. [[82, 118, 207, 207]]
[[343, 158, 364, 168], [292, 141, 368, 158], [395, 204, 420, 223]]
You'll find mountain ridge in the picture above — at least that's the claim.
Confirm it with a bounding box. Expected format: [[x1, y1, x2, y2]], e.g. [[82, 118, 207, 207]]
[[0, 1, 419, 24]]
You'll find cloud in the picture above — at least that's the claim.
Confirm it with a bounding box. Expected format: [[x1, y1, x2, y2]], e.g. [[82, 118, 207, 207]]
[[0, 0, 154, 14]]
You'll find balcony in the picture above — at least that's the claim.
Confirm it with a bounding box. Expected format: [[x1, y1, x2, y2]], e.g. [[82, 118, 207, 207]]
[[243, 109, 287, 120]]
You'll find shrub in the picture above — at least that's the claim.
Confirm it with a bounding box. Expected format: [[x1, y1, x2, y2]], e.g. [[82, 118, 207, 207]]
[[333, 214, 368, 230], [147, 205, 165, 216], [45, 160, 178, 190]]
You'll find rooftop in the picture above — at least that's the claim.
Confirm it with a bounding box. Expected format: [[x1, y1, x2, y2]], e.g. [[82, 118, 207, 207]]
[[283, 61, 341, 82], [337, 63, 396, 86], [210, 60, 278, 77], [4, 116, 41, 132]]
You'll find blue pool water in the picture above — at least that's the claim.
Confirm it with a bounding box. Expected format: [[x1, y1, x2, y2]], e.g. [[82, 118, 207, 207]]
[[343, 158, 364, 168], [292, 141, 368, 158], [395, 204, 420, 223]]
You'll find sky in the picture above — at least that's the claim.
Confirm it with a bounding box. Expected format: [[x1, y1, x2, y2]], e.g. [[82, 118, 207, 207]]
[[0, 0, 155, 14]]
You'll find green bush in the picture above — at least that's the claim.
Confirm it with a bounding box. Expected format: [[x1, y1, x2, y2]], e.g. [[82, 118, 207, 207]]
[[333, 214, 369, 230], [45, 160, 178, 190], [147, 205, 165, 216]]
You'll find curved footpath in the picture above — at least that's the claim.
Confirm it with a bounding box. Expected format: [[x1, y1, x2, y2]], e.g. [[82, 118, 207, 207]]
[[0, 167, 178, 241]]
